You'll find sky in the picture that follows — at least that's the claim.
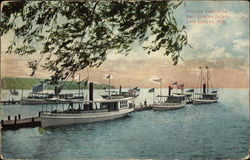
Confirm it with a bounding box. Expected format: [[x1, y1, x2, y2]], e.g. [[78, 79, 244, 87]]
[[1, 1, 249, 88]]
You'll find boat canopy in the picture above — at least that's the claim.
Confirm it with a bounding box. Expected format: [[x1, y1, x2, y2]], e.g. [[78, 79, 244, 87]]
[[45, 97, 134, 103], [156, 95, 186, 97]]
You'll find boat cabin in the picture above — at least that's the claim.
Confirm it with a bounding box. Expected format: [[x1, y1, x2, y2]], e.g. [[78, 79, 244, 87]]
[[27, 92, 84, 99], [193, 93, 218, 100], [41, 97, 135, 114], [156, 95, 186, 104]]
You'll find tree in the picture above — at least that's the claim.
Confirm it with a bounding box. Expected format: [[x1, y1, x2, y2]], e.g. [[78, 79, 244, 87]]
[[1, 1, 188, 85]]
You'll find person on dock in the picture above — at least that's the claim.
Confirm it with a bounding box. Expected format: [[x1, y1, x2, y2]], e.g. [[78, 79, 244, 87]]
[[144, 100, 147, 107]]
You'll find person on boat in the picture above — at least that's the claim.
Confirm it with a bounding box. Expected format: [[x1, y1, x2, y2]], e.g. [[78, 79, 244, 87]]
[[144, 100, 147, 107], [68, 102, 74, 110]]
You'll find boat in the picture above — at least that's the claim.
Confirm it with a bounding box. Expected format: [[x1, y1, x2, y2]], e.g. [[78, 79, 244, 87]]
[[10, 89, 19, 96], [152, 86, 187, 111], [174, 92, 193, 104], [193, 66, 218, 104], [20, 80, 85, 105], [172, 85, 194, 104], [40, 82, 135, 127], [101, 86, 139, 99], [40, 97, 135, 127]]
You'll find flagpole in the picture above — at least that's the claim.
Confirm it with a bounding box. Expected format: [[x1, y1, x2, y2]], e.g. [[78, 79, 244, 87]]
[[160, 81, 162, 102], [153, 90, 155, 104], [109, 74, 110, 97], [21, 82, 23, 98], [79, 73, 81, 96]]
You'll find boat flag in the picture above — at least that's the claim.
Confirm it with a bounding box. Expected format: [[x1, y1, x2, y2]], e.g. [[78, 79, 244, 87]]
[[32, 83, 43, 93], [133, 87, 140, 92], [82, 78, 88, 87], [172, 82, 177, 85], [186, 89, 194, 92], [177, 84, 184, 89], [148, 88, 155, 93], [153, 79, 162, 83], [106, 74, 111, 79]]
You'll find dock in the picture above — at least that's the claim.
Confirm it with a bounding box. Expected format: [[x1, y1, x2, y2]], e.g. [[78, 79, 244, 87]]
[[134, 105, 152, 111], [0, 99, 20, 105], [1, 114, 41, 130]]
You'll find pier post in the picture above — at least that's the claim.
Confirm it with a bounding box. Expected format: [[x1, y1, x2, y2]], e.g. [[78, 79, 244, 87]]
[[14, 116, 17, 124], [89, 82, 93, 110], [18, 114, 21, 119], [8, 116, 10, 120], [38, 112, 41, 117], [1, 120, 3, 125], [32, 118, 35, 126]]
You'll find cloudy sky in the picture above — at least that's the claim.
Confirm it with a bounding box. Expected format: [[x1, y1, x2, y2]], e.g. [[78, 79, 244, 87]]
[[1, 1, 249, 88]]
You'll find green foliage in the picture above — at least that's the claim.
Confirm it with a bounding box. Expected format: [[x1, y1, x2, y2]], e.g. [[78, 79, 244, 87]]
[[1, 1, 188, 84], [1, 77, 42, 89], [1, 77, 114, 90]]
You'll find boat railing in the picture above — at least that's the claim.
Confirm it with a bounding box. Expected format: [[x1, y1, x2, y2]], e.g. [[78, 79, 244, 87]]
[[41, 108, 110, 115], [157, 101, 184, 106]]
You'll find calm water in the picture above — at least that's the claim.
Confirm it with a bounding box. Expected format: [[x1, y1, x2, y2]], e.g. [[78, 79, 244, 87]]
[[1, 89, 249, 159]]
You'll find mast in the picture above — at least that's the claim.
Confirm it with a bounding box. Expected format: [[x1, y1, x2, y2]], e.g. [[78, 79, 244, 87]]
[[160, 81, 162, 97], [109, 75, 110, 97], [206, 66, 209, 93], [200, 66, 203, 93], [21, 82, 23, 98], [78, 73, 81, 96]]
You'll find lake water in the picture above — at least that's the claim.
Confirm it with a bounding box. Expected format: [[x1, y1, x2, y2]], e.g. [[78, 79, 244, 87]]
[[1, 88, 249, 159]]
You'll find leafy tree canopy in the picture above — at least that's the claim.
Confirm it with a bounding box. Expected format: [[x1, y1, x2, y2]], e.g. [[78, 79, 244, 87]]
[[1, 0, 188, 85]]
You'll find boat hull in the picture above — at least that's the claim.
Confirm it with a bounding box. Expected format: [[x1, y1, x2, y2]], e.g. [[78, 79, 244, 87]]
[[152, 103, 185, 111], [193, 99, 218, 104], [41, 108, 134, 127]]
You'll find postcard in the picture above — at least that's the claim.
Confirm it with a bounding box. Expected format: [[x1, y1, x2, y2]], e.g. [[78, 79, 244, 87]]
[[0, 1, 249, 159]]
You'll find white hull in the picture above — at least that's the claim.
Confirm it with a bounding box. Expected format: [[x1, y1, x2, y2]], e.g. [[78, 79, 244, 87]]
[[41, 108, 134, 127], [193, 99, 218, 104], [152, 102, 186, 111]]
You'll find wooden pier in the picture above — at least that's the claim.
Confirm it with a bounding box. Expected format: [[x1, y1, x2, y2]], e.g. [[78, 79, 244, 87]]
[[134, 105, 152, 111], [1, 114, 41, 130], [0, 99, 20, 105]]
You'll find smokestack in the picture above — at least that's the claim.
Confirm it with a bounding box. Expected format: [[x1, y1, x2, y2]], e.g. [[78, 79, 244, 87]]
[[89, 82, 93, 110], [203, 84, 206, 94], [119, 85, 122, 94], [168, 86, 171, 96]]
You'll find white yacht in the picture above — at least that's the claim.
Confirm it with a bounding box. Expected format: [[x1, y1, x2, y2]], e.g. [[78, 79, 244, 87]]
[[193, 66, 219, 104], [152, 86, 187, 111], [40, 97, 135, 127]]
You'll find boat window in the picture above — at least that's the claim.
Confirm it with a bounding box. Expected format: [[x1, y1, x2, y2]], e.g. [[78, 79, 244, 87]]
[[120, 101, 128, 108], [100, 103, 108, 109]]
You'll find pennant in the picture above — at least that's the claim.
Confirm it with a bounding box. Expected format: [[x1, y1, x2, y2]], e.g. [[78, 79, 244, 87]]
[[106, 74, 111, 79], [153, 79, 162, 83], [186, 89, 194, 92], [177, 84, 184, 89], [172, 82, 178, 85], [148, 88, 155, 93], [133, 87, 140, 92]]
